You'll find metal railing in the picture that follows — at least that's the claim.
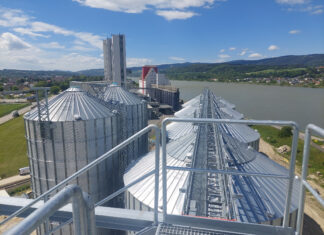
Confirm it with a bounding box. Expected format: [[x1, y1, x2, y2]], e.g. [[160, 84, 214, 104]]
[[4, 185, 96, 235], [0, 124, 160, 232], [296, 124, 324, 235], [161, 118, 299, 228], [3, 120, 324, 235]]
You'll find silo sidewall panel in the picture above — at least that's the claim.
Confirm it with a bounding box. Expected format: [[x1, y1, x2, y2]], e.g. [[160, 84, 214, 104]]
[[86, 119, 99, 202], [105, 117, 113, 195], [35, 122, 47, 194], [53, 122, 67, 182], [74, 120, 89, 193], [134, 105, 139, 160], [45, 136, 56, 190], [63, 122, 78, 186], [96, 118, 108, 200]]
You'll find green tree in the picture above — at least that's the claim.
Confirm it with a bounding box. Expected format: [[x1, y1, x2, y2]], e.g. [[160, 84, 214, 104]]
[[278, 126, 293, 138], [50, 86, 60, 95], [35, 81, 48, 87]]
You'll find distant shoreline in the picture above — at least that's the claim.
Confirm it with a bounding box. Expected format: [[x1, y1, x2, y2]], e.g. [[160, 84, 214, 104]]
[[168, 79, 324, 89]]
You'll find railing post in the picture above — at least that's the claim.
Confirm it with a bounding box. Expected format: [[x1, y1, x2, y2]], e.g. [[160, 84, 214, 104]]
[[161, 119, 168, 223], [154, 126, 160, 225], [295, 127, 311, 235], [43, 194, 50, 234], [72, 191, 96, 235], [296, 124, 324, 235], [3, 185, 95, 235], [283, 123, 299, 227]]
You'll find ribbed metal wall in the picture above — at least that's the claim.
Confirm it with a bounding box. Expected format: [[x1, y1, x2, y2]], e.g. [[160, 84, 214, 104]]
[[124, 90, 299, 230], [102, 85, 148, 169], [24, 88, 120, 201]]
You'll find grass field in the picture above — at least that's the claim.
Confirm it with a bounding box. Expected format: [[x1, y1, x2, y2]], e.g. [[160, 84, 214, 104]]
[[0, 103, 29, 117], [0, 116, 28, 179], [253, 125, 324, 183]]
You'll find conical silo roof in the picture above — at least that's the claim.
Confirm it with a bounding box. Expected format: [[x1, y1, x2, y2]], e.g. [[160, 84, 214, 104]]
[[103, 85, 142, 105], [25, 87, 114, 121]]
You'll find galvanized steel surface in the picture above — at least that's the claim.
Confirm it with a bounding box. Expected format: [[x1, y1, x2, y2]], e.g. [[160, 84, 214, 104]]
[[4, 185, 96, 235], [124, 89, 299, 225], [102, 84, 148, 163], [25, 88, 114, 121], [24, 88, 120, 205]]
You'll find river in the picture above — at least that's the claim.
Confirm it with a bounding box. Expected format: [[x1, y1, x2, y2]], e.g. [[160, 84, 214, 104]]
[[170, 80, 324, 130]]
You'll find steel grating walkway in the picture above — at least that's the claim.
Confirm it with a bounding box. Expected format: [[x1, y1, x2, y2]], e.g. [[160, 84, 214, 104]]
[[156, 224, 246, 235]]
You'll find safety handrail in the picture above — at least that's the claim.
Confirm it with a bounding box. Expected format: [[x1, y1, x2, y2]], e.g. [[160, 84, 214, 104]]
[[161, 118, 299, 228], [0, 124, 160, 228], [296, 124, 324, 235], [47, 170, 157, 234], [4, 185, 96, 235]]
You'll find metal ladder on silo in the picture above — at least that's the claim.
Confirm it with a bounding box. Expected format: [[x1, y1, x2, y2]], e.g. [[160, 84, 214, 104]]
[[33, 87, 50, 122], [33, 87, 50, 140]]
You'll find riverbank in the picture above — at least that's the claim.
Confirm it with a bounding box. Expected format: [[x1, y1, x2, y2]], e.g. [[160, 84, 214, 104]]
[[259, 138, 324, 234], [169, 78, 324, 88]]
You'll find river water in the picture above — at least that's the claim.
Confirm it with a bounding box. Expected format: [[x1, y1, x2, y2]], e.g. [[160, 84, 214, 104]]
[[170, 80, 324, 130]]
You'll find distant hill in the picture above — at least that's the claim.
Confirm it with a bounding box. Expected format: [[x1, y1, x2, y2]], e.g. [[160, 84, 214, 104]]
[[0, 54, 323, 78], [0, 69, 76, 78], [227, 54, 324, 66], [76, 69, 104, 76]]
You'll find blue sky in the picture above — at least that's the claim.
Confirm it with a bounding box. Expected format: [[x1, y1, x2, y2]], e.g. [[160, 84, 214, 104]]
[[0, 0, 323, 71]]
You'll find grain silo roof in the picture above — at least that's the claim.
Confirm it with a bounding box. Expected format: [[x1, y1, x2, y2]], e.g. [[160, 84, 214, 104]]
[[103, 85, 142, 105], [24, 88, 114, 121]]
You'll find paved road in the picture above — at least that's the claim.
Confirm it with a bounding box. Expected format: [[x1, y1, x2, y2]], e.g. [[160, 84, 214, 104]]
[[0, 175, 30, 188], [0, 102, 35, 125], [0, 99, 27, 103]]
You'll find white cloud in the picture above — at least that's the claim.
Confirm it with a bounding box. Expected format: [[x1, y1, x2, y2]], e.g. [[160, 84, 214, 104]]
[[239, 48, 248, 56], [74, 0, 215, 13], [0, 7, 104, 49], [127, 58, 153, 67], [169, 56, 185, 61], [0, 32, 31, 50], [0, 7, 108, 71], [13, 27, 48, 38], [0, 39, 104, 71], [30, 21, 72, 36], [45, 53, 103, 71], [268, 45, 279, 51], [280, 1, 323, 14], [218, 54, 230, 59], [40, 42, 65, 49], [71, 45, 96, 51], [229, 47, 236, 51], [156, 10, 197, 20], [248, 53, 263, 58], [0, 8, 30, 27], [276, 0, 307, 4], [289, 29, 301, 34], [311, 8, 323, 14], [74, 0, 218, 19], [219, 49, 225, 53]]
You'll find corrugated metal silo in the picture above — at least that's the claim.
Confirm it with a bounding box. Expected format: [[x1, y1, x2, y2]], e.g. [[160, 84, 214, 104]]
[[102, 85, 148, 170], [24, 88, 120, 203]]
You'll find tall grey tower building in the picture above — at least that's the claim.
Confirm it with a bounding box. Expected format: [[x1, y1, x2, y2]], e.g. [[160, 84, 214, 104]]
[[103, 34, 126, 87]]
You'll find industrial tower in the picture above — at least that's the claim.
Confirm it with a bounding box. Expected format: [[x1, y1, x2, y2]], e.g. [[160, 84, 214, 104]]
[[103, 34, 126, 87]]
